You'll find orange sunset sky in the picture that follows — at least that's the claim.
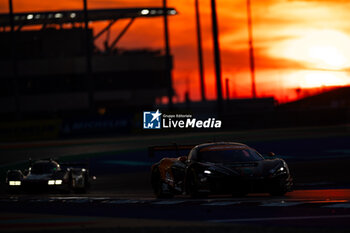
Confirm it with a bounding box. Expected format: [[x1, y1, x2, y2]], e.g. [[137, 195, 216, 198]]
[[1, 0, 350, 103]]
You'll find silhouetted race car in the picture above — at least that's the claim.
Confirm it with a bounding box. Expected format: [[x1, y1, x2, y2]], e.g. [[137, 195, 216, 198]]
[[6, 159, 91, 193], [150, 142, 293, 198]]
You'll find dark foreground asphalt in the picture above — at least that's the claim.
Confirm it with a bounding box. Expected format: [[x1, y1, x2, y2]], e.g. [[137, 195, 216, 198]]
[[2, 189, 350, 232]]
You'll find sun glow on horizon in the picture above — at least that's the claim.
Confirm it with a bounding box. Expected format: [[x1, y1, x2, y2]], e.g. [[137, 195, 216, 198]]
[[268, 29, 350, 89], [270, 29, 350, 70], [285, 70, 350, 88]]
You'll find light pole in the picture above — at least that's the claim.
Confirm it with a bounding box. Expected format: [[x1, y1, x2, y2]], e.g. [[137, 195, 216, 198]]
[[9, 0, 20, 119], [83, 0, 94, 113], [210, 0, 223, 113], [195, 0, 206, 102], [225, 78, 229, 101], [163, 0, 174, 109], [247, 0, 257, 98]]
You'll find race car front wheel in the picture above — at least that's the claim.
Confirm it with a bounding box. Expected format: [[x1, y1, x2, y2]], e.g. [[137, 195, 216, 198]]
[[269, 178, 288, 196]]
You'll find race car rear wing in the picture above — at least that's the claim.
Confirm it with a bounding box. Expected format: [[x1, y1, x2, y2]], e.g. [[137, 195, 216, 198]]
[[148, 144, 195, 158]]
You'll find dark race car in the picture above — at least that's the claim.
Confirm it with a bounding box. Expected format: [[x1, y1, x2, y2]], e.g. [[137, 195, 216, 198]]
[[150, 142, 293, 198], [6, 159, 91, 193]]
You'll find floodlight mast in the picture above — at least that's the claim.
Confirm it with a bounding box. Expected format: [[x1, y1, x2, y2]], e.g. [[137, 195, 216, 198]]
[[210, 0, 223, 113], [163, 0, 174, 109], [247, 0, 257, 99], [83, 0, 94, 114], [195, 0, 206, 102], [8, 0, 20, 119]]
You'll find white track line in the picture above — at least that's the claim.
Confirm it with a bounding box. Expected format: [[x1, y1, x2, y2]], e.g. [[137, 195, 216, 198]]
[[209, 214, 350, 223], [107, 200, 140, 204], [323, 203, 350, 208], [202, 201, 240, 206], [260, 201, 302, 207], [49, 197, 89, 200], [153, 200, 186, 205]]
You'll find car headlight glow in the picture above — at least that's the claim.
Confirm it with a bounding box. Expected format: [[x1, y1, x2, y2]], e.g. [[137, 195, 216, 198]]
[[48, 180, 63, 185], [9, 181, 21, 186], [141, 9, 149, 15], [204, 170, 211, 174], [270, 166, 287, 175], [55, 180, 62, 185]]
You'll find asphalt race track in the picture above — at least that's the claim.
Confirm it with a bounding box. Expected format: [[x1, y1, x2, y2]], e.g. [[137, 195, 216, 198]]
[[2, 189, 350, 233], [1, 126, 350, 233]]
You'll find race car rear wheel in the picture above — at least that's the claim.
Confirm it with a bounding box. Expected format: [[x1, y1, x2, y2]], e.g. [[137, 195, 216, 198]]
[[187, 170, 207, 198], [151, 168, 174, 198], [73, 175, 88, 194]]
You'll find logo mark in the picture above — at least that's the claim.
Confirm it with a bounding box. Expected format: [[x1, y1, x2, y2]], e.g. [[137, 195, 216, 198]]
[[143, 109, 162, 129]]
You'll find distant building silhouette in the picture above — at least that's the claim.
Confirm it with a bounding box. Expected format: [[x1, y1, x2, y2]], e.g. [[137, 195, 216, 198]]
[[279, 86, 350, 110], [0, 8, 177, 119]]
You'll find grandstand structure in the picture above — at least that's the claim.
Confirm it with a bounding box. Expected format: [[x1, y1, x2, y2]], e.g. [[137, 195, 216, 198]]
[[0, 7, 177, 119]]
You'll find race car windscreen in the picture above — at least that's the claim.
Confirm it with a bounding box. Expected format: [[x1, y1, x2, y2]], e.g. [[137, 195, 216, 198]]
[[198, 147, 264, 163], [31, 162, 58, 174]]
